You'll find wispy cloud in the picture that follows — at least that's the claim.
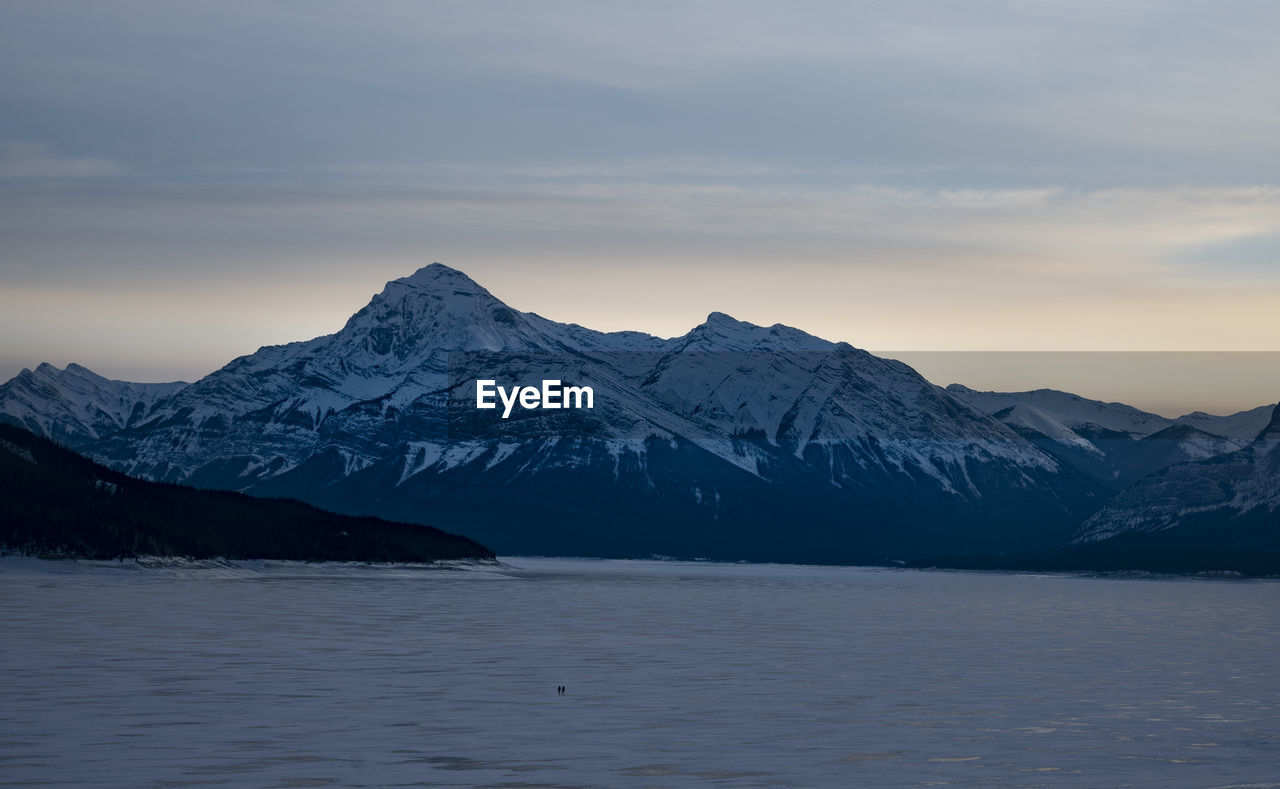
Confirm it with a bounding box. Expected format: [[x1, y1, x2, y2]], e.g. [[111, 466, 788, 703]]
[[0, 142, 122, 179], [3, 0, 1280, 390], [4, 169, 1277, 300]]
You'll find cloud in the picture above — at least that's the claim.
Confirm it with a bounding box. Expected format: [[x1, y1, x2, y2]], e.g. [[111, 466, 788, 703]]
[[3, 2, 1279, 183], [0, 142, 122, 179], [2, 0, 1280, 394], [3, 165, 1277, 307]]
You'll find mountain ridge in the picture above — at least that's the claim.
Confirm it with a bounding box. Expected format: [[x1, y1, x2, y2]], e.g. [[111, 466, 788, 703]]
[[3, 263, 1274, 566], [1073, 401, 1280, 549], [0, 362, 187, 445]]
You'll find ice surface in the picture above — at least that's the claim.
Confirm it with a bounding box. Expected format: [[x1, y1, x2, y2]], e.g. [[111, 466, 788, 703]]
[[2, 556, 1278, 787]]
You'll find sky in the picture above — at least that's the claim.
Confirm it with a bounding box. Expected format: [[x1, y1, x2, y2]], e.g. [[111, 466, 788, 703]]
[[2, 1, 1279, 416]]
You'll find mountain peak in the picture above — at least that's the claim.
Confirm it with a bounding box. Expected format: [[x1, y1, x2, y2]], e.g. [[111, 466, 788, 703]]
[[394, 262, 488, 292], [677, 311, 835, 353], [353, 262, 501, 326], [328, 263, 548, 359], [687, 311, 763, 342], [704, 310, 741, 325], [63, 362, 109, 381], [29, 362, 106, 383]]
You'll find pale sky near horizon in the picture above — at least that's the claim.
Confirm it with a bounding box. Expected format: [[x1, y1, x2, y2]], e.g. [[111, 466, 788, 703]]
[[2, 2, 1279, 415]]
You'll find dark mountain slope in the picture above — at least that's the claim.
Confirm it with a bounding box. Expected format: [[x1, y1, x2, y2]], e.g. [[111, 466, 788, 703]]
[[0, 423, 493, 562]]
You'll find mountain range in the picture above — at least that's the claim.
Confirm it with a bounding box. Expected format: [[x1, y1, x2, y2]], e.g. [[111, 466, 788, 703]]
[[3, 263, 1276, 569]]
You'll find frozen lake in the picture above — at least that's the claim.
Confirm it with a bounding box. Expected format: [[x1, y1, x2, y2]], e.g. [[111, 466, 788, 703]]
[[2, 556, 1278, 787]]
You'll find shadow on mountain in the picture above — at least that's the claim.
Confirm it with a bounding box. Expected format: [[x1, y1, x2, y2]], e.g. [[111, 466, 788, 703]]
[[0, 423, 493, 563]]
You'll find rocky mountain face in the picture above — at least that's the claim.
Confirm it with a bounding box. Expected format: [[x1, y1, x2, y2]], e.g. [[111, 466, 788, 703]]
[[945, 384, 1278, 566], [2, 264, 1108, 562], [1070, 403, 1280, 554], [0, 363, 186, 446], [946, 384, 1269, 491], [6, 264, 1273, 565]]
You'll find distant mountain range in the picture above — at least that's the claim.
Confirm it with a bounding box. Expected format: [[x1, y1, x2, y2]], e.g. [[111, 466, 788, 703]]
[[946, 384, 1279, 573], [0, 362, 186, 446], [3, 263, 1276, 571], [946, 384, 1272, 489], [1073, 406, 1280, 552]]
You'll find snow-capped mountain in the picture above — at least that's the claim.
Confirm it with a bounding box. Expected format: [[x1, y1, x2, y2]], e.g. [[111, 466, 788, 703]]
[[945, 384, 1168, 434], [984, 403, 1107, 457], [91, 264, 677, 484], [1072, 404, 1280, 552], [945, 383, 1260, 490], [947, 383, 1273, 444], [1, 264, 1110, 561], [1174, 404, 1277, 441], [0, 363, 187, 445]]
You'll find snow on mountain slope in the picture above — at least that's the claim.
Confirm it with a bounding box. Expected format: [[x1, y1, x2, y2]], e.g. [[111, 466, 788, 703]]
[[8, 263, 1106, 559], [85, 264, 1062, 493], [1140, 424, 1244, 463], [989, 403, 1104, 457], [946, 384, 1267, 489], [946, 384, 1173, 437], [639, 319, 1055, 493], [1073, 403, 1280, 544], [1174, 403, 1277, 442], [948, 383, 1274, 448], [0, 363, 187, 445], [96, 264, 672, 481], [148, 263, 662, 423]]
